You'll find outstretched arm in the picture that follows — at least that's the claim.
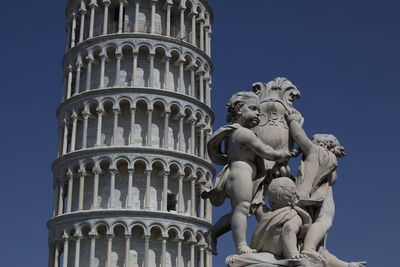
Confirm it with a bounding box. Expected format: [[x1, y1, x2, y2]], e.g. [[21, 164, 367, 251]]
[[239, 128, 290, 161], [285, 111, 314, 156]]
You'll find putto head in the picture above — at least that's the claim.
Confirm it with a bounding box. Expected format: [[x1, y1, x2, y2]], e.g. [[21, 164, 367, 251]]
[[226, 91, 259, 124], [267, 177, 298, 210], [312, 134, 345, 158]]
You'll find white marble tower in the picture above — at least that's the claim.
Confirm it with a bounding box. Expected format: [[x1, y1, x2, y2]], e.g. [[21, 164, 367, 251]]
[[47, 1, 214, 266]]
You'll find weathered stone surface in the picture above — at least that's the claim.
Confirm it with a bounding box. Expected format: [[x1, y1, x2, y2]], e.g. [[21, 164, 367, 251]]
[[226, 253, 326, 267]]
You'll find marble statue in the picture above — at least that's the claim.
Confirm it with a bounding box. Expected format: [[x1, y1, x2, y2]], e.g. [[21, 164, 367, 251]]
[[203, 78, 366, 267], [203, 91, 293, 255]]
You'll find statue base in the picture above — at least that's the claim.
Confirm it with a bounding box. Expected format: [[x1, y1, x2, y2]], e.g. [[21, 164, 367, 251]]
[[226, 252, 327, 267]]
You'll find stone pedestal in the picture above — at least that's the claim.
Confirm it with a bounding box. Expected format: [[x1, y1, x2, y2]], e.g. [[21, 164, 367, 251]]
[[226, 253, 327, 267]]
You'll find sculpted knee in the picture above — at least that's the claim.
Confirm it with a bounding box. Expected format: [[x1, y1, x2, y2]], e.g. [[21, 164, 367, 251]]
[[236, 201, 251, 214]]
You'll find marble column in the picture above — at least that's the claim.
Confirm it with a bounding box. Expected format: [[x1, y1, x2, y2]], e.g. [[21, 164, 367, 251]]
[[70, 112, 78, 152], [118, 0, 125, 33], [62, 236, 69, 267], [71, 12, 77, 48], [164, 56, 171, 90], [82, 110, 90, 149], [179, 59, 185, 93], [132, 53, 138, 86], [198, 124, 205, 158], [150, 0, 156, 34], [199, 246, 205, 267], [78, 169, 86, 211], [109, 169, 117, 208], [99, 52, 107, 88], [166, 3, 171, 37], [199, 185, 205, 218], [191, 177, 196, 216], [177, 238, 183, 267], [191, 13, 196, 45], [190, 242, 195, 267], [115, 51, 122, 86], [102, 0, 111, 35], [106, 234, 113, 267], [92, 167, 101, 209], [207, 29, 212, 57], [66, 173, 74, 213], [189, 64, 196, 97], [134, 1, 140, 32], [178, 174, 184, 213], [198, 72, 204, 102], [88, 0, 98, 38], [74, 234, 82, 267], [62, 118, 68, 155], [130, 108, 136, 145], [147, 109, 153, 146], [89, 233, 97, 267], [65, 22, 72, 53], [144, 235, 150, 267], [66, 65, 73, 99], [124, 235, 131, 267], [58, 179, 64, 215], [190, 119, 196, 154], [74, 59, 82, 95], [163, 111, 170, 149], [96, 108, 104, 146], [204, 74, 211, 107], [161, 237, 167, 267], [162, 171, 169, 211], [85, 55, 94, 91], [204, 24, 210, 55], [78, 2, 87, 43], [127, 168, 133, 208], [178, 115, 185, 152], [180, 7, 185, 40], [112, 108, 120, 146], [145, 169, 152, 209], [199, 18, 204, 51], [54, 242, 60, 267], [149, 53, 155, 87]]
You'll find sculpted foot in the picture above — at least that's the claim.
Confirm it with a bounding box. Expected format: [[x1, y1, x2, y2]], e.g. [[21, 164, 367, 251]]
[[237, 245, 257, 255], [204, 230, 218, 255], [290, 253, 308, 260], [349, 261, 367, 267], [301, 249, 327, 263]]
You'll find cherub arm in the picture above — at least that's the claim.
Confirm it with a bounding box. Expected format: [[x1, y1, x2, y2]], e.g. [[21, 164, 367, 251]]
[[286, 111, 314, 156], [238, 128, 290, 161]]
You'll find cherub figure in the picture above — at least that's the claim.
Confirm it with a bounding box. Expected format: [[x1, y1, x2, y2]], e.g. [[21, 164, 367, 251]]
[[251, 177, 312, 260], [286, 110, 366, 267], [203, 91, 292, 255]]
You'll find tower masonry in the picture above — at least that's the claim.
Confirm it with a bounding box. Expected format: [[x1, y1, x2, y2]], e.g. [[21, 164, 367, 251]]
[[47, 0, 215, 266]]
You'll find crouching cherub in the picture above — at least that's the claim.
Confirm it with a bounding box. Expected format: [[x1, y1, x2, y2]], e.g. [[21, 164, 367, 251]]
[[202, 91, 292, 255]]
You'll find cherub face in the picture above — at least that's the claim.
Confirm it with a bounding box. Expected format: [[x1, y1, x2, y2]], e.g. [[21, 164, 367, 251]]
[[238, 98, 260, 128]]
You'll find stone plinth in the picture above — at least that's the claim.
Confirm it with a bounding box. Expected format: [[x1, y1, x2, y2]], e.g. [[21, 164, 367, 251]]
[[226, 253, 327, 267]]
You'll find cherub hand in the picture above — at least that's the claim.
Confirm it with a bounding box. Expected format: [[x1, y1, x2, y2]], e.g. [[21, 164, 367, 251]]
[[285, 109, 303, 123], [276, 151, 291, 164], [289, 148, 301, 158]]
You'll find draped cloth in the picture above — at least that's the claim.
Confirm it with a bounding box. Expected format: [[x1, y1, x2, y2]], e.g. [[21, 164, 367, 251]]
[[250, 205, 312, 252], [296, 145, 338, 204], [205, 124, 267, 213]]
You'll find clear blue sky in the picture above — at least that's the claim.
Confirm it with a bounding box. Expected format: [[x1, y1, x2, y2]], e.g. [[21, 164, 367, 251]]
[[1, 0, 399, 266]]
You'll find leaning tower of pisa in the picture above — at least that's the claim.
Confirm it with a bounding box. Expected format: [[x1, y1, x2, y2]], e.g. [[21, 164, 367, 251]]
[[47, 1, 214, 266]]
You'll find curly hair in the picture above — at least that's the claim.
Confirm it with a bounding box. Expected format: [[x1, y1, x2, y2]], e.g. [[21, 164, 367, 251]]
[[312, 134, 345, 157], [267, 177, 298, 210], [226, 91, 258, 123]]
